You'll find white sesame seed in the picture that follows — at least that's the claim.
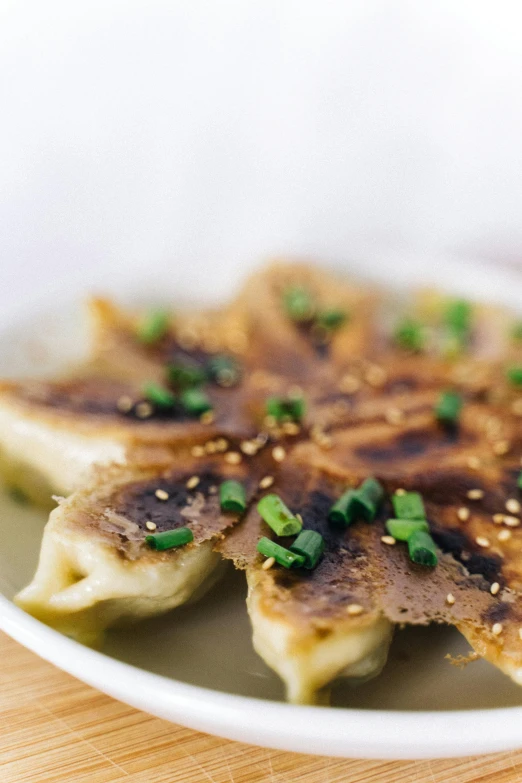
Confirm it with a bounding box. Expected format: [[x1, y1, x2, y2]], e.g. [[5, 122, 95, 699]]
[[240, 440, 258, 455], [467, 489, 484, 500], [282, 421, 300, 436], [200, 410, 215, 424], [381, 535, 396, 546], [155, 489, 169, 501], [262, 557, 275, 571], [506, 498, 521, 514], [259, 475, 275, 490], [493, 513, 505, 525], [476, 536, 490, 548], [493, 440, 510, 456], [505, 515, 521, 527], [191, 445, 205, 457], [225, 451, 242, 465], [145, 520, 157, 531], [272, 446, 286, 463], [116, 395, 133, 413], [519, 628, 522, 641], [395, 488, 406, 496], [135, 401, 154, 419], [492, 623, 503, 636], [490, 582, 501, 596], [446, 593, 456, 605], [365, 365, 387, 387], [457, 507, 470, 522], [215, 438, 228, 452], [385, 407, 404, 426], [346, 604, 364, 616], [205, 440, 217, 454], [339, 374, 360, 394], [467, 456, 481, 470], [498, 529, 512, 542], [186, 476, 200, 490]]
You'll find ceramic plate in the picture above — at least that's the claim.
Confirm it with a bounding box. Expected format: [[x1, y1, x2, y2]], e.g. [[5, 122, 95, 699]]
[[1, 253, 522, 760]]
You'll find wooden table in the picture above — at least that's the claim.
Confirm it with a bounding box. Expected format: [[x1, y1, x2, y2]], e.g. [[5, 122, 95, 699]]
[[1, 632, 521, 783]]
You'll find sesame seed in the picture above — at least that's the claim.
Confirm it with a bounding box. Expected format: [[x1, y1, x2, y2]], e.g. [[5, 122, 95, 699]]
[[262, 556, 275, 571], [155, 489, 169, 501], [264, 415, 277, 428], [490, 582, 500, 596], [492, 623, 503, 636], [385, 407, 404, 426], [346, 604, 364, 616], [505, 516, 521, 527], [208, 485, 217, 494], [519, 628, 522, 641], [186, 476, 200, 490], [282, 421, 300, 436], [200, 410, 215, 424], [339, 374, 360, 394], [135, 401, 154, 419], [205, 440, 217, 454], [145, 520, 157, 531], [457, 507, 470, 522], [493, 440, 510, 456], [381, 535, 396, 546], [467, 489, 484, 500], [493, 513, 505, 525], [365, 365, 387, 387], [240, 440, 258, 456], [224, 451, 242, 465], [446, 593, 456, 605], [476, 536, 490, 548], [117, 395, 133, 413], [191, 445, 205, 457], [215, 438, 228, 452], [259, 475, 275, 490], [506, 498, 521, 514], [272, 446, 286, 462], [467, 456, 481, 470], [498, 529, 512, 542], [395, 488, 406, 496]]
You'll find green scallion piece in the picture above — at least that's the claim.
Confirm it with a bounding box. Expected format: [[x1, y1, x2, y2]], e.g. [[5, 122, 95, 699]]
[[435, 390, 462, 424], [289, 529, 325, 569], [136, 309, 169, 345], [257, 494, 302, 536], [445, 299, 471, 335], [407, 529, 438, 567], [507, 366, 522, 387], [265, 395, 305, 422], [143, 382, 176, 409], [392, 491, 426, 521], [517, 472, 522, 490], [145, 527, 194, 550], [207, 355, 241, 387], [283, 286, 315, 323], [316, 309, 348, 330], [511, 322, 522, 342], [180, 388, 212, 416], [167, 360, 206, 389], [352, 477, 384, 522], [257, 537, 305, 568], [328, 488, 358, 527], [393, 318, 425, 352], [385, 518, 429, 541], [219, 480, 246, 513]]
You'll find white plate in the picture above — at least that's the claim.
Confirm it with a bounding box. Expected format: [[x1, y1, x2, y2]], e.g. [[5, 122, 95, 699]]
[[1, 252, 522, 760]]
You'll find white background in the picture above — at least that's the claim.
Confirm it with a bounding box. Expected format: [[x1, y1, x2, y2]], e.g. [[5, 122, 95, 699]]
[[2, 0, 522, 308]]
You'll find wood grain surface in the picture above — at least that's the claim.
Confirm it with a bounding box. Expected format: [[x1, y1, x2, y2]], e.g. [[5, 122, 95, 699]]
[[1, 631, 521, 783]]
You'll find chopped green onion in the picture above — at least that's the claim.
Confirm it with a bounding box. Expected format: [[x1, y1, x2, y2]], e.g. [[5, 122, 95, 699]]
[[407, 529, 438, 567], [143, 382, 176, 409], [435, 390, 462, 424], [393, 318, 425, 352], [289, 530, 325, 569], [145, 527, 194, 550], [507, 366, 522, 387], [511, 322, 522, 342], [207, 355, 241, 387], [257, 494, 302, 536], [180, 388, 212, 416], [219, 480, 246, 513], [352, 477, 384, 522], [328, 488, 358, 527], [283, 286, 315, 323], [265, 395, 305, 422], [392, 491, 426, 521], [316, 309, 348, 330], [136, 309, 169, 345], [445, 299, 471, 335], [518, 472, 522, 491], [385, 518, 429, 541], [167, 360, 206, 389], [257, 537, 305, 568]]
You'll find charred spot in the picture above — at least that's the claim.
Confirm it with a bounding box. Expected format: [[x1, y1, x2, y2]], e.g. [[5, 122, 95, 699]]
[[113, 469, 223, 533], [356, 426, 466, 463], [431, 525, 503, 583], [483, 601, 511, 625]]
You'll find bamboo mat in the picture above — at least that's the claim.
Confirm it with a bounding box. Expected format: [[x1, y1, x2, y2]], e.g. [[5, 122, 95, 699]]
[[0, 631, 521, 783]]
